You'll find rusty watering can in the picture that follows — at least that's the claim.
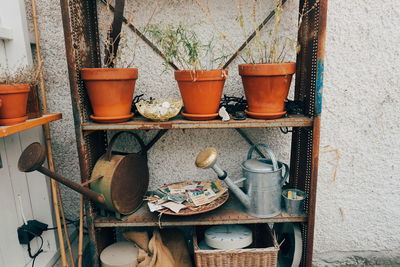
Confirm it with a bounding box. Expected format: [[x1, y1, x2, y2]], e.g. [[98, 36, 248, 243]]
[[18, 131, 149, 216], [195, 144, 289, 218]]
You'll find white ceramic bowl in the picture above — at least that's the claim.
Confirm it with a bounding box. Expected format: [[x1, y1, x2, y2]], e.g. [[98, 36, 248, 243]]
[[135, 98, 182, 121]]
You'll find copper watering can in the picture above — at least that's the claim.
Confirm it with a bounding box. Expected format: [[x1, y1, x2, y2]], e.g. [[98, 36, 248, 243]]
[[18, 131, 149, 216]]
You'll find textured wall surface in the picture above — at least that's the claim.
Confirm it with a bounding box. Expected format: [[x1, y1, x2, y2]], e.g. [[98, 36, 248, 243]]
[[26, 0, 400, 265]]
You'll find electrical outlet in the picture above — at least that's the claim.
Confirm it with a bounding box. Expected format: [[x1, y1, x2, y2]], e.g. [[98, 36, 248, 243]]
[[17, 220, 48, 245]]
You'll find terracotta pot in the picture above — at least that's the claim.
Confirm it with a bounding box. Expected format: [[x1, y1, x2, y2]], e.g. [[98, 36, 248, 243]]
[[0, 84, 30, 125], [174, 69, 227, 117], [239, 63, 296, 115], [81, 68, 138, 122]]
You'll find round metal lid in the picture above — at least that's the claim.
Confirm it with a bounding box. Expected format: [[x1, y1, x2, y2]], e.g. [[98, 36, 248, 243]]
[[242, 159, 275, 172]]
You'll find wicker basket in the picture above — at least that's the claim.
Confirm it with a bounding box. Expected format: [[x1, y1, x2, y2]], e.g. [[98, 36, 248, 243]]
[[193, 224, 279, 267]]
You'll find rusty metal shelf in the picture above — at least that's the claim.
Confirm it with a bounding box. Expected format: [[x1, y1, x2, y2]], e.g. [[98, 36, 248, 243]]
[[94, 195, 307, 228], [82, 114, 313, 131], [0, 113, 62, 138]]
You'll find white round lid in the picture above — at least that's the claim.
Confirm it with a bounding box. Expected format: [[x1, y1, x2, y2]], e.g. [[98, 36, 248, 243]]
[[205, 225, 253, 249], [100, 241, 138, 267]]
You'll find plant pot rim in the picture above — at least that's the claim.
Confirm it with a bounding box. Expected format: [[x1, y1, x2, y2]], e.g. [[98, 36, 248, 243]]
[[0, 83, 31, 94], [81, 68, 138, 80], [239, 62, 296, 76], [81, 67, 138, 71], [174, 69, 228, 81]]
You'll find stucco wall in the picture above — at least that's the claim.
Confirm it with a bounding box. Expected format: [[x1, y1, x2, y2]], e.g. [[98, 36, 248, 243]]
[[27, 0, 400, 265]]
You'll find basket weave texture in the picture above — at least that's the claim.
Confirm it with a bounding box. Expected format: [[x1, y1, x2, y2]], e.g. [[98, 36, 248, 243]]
[[193, 225, 278, 267]]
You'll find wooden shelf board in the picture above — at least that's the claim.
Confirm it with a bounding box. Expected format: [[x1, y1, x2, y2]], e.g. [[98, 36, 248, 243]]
[[82, 114, 313, 131], [0, 113, 62, 138], [94, 195, 307, 227]]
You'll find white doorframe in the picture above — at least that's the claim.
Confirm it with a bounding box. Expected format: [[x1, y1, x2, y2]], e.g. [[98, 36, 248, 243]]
[[0, 0, 58, 266]]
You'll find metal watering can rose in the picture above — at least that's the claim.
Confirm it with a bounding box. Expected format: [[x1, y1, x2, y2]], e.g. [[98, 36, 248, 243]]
[[195, 143, 289, 218]]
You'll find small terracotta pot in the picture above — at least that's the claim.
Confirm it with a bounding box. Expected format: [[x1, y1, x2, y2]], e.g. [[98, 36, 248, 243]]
[[174, 69, 227, 115], [0, 84, 30, 125], [81, 68, 138, 122], [239, 63, 296, 114]]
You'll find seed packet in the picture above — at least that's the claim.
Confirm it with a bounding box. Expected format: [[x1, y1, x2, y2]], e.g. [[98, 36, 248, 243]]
[[188, 191, 210, 206], [162, 201, 186, 213], [148, 202, 163, 212]]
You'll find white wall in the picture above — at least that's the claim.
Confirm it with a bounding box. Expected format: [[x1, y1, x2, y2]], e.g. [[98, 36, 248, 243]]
[[29, 0, 400, 265], [314, 0, 400, 265]]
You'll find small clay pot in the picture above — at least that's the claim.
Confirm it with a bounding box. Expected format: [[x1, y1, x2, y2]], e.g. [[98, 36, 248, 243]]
[[174, 69, 227, 118], [239, 63, 296, 116], [0, 84, 30, 125], [81, 68, 138, 123]]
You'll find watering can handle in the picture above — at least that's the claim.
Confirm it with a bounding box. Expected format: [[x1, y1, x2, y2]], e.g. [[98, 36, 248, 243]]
[[280, 162, 290, 186], [247, 144, 279, 171], [106, 131, 147, 161]]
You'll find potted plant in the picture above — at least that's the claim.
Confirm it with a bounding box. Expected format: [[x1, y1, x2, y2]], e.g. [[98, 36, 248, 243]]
[[0, 66, 39, 125], [81, 0, 138, 123], [146, 24, 229, 121], [237, 0, 296, 119]]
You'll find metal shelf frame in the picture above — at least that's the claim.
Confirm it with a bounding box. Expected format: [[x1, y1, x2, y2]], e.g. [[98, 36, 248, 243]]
[[60, 0, 327, 266]]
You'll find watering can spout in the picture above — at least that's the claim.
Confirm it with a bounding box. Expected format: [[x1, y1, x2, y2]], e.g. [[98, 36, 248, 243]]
[[195, 148, 251, 209], [18, 142, 106, 205]]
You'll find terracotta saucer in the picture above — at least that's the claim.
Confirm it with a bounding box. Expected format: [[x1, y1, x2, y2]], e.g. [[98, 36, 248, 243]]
[[181, 112, 218, 121], [0, 116, 28, 126], [245, 110, 286, 119], [90, 113, 134, 123]]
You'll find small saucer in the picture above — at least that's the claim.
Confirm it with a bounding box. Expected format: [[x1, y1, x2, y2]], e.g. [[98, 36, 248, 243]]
[[0, 116, 28, 126], [245, 110, 286, 119], [181, 112, 218, 121], [90, 113, 134, 123]]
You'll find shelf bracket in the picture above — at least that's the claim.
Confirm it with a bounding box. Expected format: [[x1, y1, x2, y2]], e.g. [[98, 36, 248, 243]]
[[145, 129, 168, 151], [280, 127, 293, 134], [235, 128, 266, 158]]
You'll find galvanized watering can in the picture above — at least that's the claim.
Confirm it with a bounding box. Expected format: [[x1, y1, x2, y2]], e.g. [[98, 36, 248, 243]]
[[196, 144, 289, 218]]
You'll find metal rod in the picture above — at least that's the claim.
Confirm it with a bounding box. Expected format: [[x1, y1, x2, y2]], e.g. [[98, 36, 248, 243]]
[[145, 129, 168, 151], [222, 0, 288, 69], [100, 0, 179, 70], [104, 0, 125, 67], [37, 166, 106, 205], [235, 128, 266, 158]]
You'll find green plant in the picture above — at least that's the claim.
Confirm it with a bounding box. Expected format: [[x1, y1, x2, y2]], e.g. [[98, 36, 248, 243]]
[[237, 0, 319, 64], [236, 0, 292, 64], [0, 65, 39, 86], [146, 23, 229, 71]]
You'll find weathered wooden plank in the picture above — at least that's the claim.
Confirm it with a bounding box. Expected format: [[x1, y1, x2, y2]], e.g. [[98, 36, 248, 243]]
[[82, 114, 313, 131], [94, 195, 307, 228], [0, 113, 62, 138]]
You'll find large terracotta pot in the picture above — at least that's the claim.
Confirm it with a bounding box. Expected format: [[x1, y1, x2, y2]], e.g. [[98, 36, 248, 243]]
[[174, 69, 227, 120], [0, 84, 30, 125], [81, 68, 138, 123], [239, 63, 295, 118]]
